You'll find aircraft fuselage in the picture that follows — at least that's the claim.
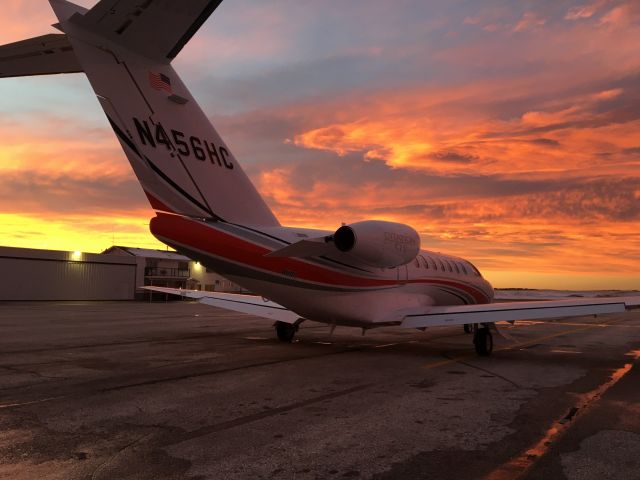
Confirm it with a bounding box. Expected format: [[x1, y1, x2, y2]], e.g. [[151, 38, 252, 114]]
[[150, 213, 494, 327]]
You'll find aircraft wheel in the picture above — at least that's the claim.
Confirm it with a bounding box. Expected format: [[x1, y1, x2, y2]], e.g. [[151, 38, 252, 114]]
[[473, 327, 493, 356], [275, 321, 297, 343], [463, 324, 473, 334]]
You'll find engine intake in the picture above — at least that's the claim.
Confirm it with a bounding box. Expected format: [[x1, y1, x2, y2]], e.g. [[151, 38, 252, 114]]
[[332, 220, 420, 268]]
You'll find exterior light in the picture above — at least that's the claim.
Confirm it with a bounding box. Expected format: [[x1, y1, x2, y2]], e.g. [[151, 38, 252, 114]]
[[71, 250, 82, 260]]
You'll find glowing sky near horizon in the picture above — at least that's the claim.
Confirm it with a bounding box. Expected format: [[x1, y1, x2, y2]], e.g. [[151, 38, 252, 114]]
[[0, 0, 639, 289]]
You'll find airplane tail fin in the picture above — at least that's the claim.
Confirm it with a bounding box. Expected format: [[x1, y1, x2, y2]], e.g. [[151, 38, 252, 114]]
[[0, 0, 279, 227]]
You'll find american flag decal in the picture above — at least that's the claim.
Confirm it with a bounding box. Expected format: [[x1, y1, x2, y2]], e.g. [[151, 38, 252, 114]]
[[149, 71, 172, 93]]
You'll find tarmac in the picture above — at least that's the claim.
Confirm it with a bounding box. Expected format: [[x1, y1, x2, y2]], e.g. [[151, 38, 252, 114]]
[[0, 300, 639, 480]]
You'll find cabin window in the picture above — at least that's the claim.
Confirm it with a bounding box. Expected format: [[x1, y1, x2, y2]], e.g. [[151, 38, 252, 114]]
[[419, 255, 428, 269], [459, 263, 468, 275], [445, 260, 453, 272], [414, 258, 420, 268], [427, 257, 437, 269], [437, 259, 446, 271], [453, 262, 461, 274], [467, 262, 482, 277]]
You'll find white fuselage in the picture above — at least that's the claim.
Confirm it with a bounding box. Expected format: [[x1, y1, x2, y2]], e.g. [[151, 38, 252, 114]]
[[150, 213, 494, 328]]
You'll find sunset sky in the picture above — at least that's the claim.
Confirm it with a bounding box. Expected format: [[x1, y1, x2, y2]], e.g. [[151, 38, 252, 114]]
[[1, 0, 639, 289]]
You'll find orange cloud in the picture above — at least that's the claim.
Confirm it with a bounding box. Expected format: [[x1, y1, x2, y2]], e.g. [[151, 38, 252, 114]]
[[0, 116, 129, 178], [254, 62, 640, 288], [291, 81, 640, 178]]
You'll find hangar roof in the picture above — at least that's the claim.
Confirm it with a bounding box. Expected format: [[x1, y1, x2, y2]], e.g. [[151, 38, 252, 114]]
[[0, 245, 137, 265], [102, 246, 191, 261]]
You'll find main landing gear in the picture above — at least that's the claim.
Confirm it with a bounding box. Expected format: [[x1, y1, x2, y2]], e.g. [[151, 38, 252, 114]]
[[472, 324, 493, 356], [274, 321, 299, 343]]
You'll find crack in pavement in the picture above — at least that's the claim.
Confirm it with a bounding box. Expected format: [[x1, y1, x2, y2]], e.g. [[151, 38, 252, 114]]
[[163, 383, 373, 447]]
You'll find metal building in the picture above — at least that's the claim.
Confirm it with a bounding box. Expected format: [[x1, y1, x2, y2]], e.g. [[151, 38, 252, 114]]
[[0, 246, 138, 301], [102, 246, 245, 294], [0, 245, 245, 302]]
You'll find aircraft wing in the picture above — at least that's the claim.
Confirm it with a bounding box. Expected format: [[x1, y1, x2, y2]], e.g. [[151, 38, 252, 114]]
[[73, 0, 224, 62], [400, 297, 640, 329], [141, 286, 301, 324]]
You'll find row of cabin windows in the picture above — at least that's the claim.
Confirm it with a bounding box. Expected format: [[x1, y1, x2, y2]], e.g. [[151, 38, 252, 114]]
[[413, 255, 481, 277]]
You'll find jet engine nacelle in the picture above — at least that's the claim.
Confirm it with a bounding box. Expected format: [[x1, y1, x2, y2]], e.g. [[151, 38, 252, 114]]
[[332, 220, 420, 268]]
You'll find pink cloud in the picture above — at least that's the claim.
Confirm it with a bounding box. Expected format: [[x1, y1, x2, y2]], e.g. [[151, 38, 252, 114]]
[[565, 1, 608, 20], [513, 12, 547, 32], [599, 2, 640, 25]]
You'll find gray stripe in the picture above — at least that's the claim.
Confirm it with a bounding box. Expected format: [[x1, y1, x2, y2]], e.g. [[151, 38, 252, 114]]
[[207, 222, 379, 277], [158, 236, 397, 293]]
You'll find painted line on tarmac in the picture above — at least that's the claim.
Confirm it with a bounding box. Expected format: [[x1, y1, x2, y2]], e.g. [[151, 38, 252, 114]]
[[515, 320, 640, 329], [482, 349, 640, 480], [0, 396, 66, 409]]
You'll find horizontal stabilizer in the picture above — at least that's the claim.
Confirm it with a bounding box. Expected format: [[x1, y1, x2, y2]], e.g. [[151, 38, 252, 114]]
[[74, 0, 224, 62], [265, 237, 334, 258], [0, 34, 82, 78], [141, 286, 302, 324]]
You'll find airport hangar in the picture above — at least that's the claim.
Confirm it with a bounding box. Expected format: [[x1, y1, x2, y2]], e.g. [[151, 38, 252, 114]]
[[0, 245, 244, 301]]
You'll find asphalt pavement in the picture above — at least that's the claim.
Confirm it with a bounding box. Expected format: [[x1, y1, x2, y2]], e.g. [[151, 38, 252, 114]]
[[0, 301, 639, 479]]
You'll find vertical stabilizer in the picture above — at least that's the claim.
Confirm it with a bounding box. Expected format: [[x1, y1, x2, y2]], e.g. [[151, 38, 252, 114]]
[[40, 0, 280, 226]]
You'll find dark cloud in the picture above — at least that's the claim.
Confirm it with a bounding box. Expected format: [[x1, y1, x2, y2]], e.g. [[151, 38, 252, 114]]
[[516, 177, 640, 222], [367, 204, 450, 217], [427, 150, 479, 163], [527, 138, 560, 146]]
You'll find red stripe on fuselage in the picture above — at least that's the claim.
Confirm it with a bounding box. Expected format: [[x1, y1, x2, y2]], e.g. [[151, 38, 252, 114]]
[[144, 190, 176, 214], [150, 214, 490, 303]]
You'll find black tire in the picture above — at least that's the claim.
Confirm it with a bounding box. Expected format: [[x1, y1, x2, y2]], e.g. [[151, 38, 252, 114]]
[[473, 327, 493, 356], [463, 324, 473, 334], [275, 321, 296, 343]]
